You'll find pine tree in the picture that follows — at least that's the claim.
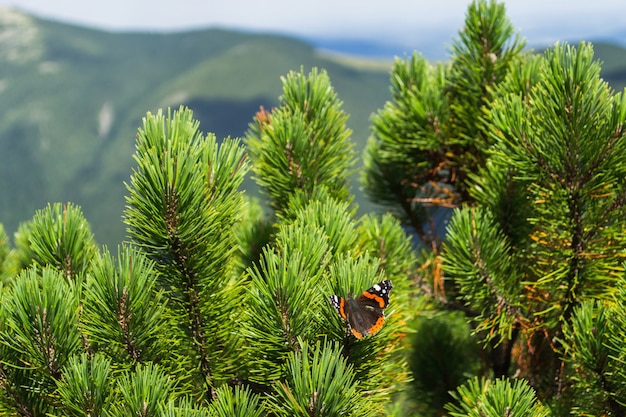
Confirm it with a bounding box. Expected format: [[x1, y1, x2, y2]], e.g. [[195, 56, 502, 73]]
[[242, 67, 414, 412], [1, 1, 624, 415], [363, 0, 626, 415], [124, 107, 250, 400], [444, 41, 626, 413], [0, 74, 415, 414], [362, 0, 530, 411], [363, 0, 524, 249]]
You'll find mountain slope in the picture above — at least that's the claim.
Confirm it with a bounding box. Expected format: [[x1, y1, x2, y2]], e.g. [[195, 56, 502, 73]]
[[1, 8, 624, 247], [0, 8, 392, 246]]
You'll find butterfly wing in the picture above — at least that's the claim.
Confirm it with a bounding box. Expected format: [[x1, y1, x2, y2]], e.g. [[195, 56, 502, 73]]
[[332, 280, 392, 339], [358, 280, 392, 309], [350, 280, 392, 337]]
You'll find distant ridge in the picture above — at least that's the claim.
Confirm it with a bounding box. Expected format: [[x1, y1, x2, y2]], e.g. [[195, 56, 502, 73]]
[[0, 7, 625, 247], [0, 8, 392, 246]]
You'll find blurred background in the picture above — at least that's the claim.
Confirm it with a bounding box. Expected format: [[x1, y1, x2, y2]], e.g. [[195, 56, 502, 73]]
[[0, 0, 624, 247]]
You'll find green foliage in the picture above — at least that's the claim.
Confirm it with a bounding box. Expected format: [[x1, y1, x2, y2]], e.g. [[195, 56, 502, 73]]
[[161, 398, 212, 417], [12, 221, 35, 272], [443, 207, 521, 338], [357, 213, 418, 285], [16, 202, 97, 280], [362, 1, 531, 409], [108, 363, 178, 416], [6, 1, 626, 415], [471, 40, 626, 329], [408, 312, 482, 414], [363, 52, 449, 237], [0, 224, 17, 284], [243, 223, 331, 383], [448, 0, 525, 149], [124, 106, 249, 397], [82, 246, 185, 375], [0, 266, 81, 413], [364, 0, 526, 247], [288, 199, 412, 396], [207, 385, 265, 417], [241, 194, 411, 402], [282, 191, 359, 258], [446, 377, 549, 417], [363, 0, 626, 414], [560, 291, 626, 415], [443, 38, 626, 412], [232, 196, 273, 273], [241, 67, 412, 409], [54, 353, 112, 417], [266, 339, 380, 417], [246, 67, 356, 215]]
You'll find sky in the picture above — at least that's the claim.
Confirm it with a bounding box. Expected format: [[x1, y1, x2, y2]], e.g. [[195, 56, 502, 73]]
[[0, 0, 624, 55]]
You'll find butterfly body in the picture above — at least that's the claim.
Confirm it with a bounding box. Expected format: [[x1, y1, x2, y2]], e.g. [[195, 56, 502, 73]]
[[329, 280, 392, 339]]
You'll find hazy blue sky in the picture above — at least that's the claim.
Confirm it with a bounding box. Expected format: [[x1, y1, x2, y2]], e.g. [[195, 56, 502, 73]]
[[0, 0, 624, 49]]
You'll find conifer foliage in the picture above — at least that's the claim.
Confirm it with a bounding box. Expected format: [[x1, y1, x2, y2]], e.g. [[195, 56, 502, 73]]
[[0, 75, 413, 414], [124, 107, 250, 399], [246, 67, 355, 216], [444, 41, 626, 412], [363, 0, 524, 249], [242, 67, 412, 413], [1, 1, 626, 416], [362, 0, 626, 415]]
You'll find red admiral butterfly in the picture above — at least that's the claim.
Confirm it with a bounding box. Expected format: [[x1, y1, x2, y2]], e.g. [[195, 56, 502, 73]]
[[329, 280, 392, 339]]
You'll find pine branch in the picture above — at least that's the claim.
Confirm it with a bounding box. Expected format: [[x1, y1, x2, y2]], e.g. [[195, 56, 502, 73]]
[[243, 224, 331, 385], [81, 245, 185, 379], [265, 340, 382, 417], [124, 106, 249, 399], [21, 203, 97, 281], [246, 68, 355, 215], [446, 377, 549, 416], [54, 353, 112, 416], [444, 207, 524, 336], [206, 385, 264, 417], [0, 267, 81, 414], [108, 363, 177, 416]]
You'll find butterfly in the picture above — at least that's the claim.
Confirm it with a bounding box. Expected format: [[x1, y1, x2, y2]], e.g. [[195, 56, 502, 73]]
[[329, 280, 392, 339]]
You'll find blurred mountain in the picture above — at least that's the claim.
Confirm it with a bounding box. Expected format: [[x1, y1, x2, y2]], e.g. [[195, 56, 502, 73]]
[[0, 7, 624, 247], [0, 8, 392, 246]]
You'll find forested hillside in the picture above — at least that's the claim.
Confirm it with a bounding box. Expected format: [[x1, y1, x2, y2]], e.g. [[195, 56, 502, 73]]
[[1, 7, 625, 247], [0, 8, 391, 246]]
